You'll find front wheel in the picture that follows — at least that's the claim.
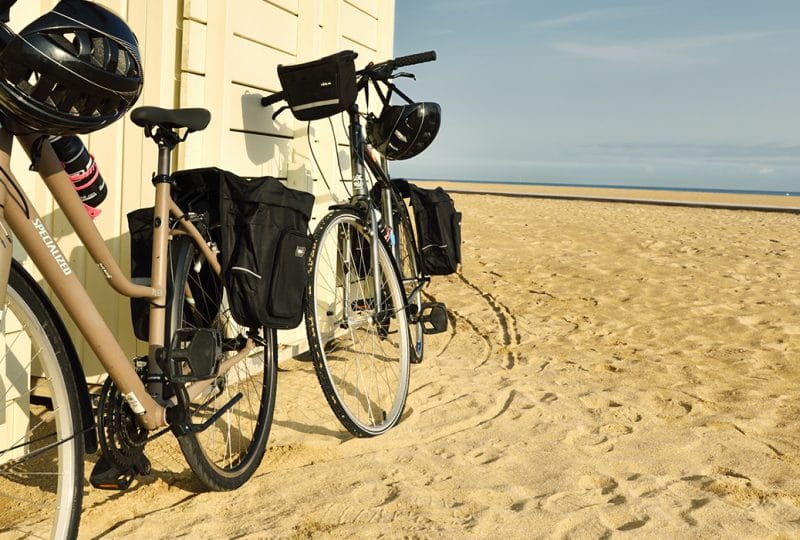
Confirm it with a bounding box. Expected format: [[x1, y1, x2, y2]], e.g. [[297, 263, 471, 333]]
[[306, 208, 411, 437], [167, 236, 277, 490], [0, 262, 84, 538]]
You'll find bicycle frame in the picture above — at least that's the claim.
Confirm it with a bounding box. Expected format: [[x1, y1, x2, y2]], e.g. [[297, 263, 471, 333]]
[[346, 103, 386, 311], [0, 127, 220, 431]]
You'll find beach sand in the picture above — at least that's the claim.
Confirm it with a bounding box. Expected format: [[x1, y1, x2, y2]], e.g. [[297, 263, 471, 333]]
[[77, 189, 800, 538]]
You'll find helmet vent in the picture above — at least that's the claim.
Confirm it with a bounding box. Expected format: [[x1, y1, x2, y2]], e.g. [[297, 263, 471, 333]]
[[62, 32, 77, 47], [24, 71, 41, 92]]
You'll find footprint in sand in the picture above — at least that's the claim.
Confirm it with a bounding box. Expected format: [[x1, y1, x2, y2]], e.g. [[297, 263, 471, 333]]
[[465, 446, 502, 465], [547, 474, 651, 534], [540, 392, 558, 404], [564, 427, 613, 453], [601, 509, 651, 531], [578, 474, 619, 494], [576, 394, 641, 441], [651, 394, 694, 419], [599, 423, 634, 436]]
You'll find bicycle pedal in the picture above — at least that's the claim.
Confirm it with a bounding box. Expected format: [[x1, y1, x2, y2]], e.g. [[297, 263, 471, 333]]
[[90, 453, 138, 491], [162, 328, 222, 383], [419, 302, 448, 335]]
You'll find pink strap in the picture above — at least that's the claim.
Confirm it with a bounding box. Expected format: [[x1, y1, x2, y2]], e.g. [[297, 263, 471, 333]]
[[83, 203, 102, 220], [68, 155, 99, 190]]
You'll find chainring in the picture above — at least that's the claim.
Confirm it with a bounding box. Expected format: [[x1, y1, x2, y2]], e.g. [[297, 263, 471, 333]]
[[96, 377, 150, 473]]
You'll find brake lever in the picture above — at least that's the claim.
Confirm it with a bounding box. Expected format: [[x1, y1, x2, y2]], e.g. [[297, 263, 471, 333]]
[[271, 105, 289, 121], [390, 72, 416, 80]]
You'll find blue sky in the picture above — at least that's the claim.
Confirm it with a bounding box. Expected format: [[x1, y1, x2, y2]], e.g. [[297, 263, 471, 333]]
[[391, 1, 799, 192]]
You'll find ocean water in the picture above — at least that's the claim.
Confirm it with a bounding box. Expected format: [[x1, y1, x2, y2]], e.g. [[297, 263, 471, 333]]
[[442, 179, 800, 197]]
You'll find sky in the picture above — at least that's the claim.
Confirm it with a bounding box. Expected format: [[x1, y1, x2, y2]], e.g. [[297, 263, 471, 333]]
[[391, 1, 799, 192]]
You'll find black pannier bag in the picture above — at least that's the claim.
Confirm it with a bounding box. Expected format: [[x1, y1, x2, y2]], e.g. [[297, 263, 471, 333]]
[[219, 170, 315, 329], [408, 184, 462, 276], [127, 168, 224, 341], [127, 207, 154, 341], [277, 50, 358, 121]]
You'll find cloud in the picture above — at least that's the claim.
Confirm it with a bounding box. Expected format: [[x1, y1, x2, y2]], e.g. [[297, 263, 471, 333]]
[[531, 8, 636, 29], [551, 32, 774, 65], [585, 142, 800, 163]]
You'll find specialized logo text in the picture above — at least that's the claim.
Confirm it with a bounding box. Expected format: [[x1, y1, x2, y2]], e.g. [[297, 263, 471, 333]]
[[32, 218, 72, 276]]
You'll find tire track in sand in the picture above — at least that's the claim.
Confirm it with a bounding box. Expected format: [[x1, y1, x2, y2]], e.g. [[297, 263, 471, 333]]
[[455, 272, 521, 369], [422, 288, 493, 368]]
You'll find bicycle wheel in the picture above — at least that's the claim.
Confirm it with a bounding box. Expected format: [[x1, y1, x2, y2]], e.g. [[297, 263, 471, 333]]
[[306, 208, 411, 437], [391, 191, 424, 363], [0, 262, 84, 538], [167, 236, 276, 491]]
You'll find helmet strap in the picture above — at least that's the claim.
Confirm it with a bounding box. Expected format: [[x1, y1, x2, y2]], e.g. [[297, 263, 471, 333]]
[[391, 86, 415, 106], [28, 136, 47, 172]]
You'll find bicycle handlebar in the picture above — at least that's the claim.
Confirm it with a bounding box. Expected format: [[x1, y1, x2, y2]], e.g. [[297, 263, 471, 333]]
[[358, 50, 436, 82], [260, 91, 285, 108], [259, 50, 437, 109], [394, 50, 437, 68]]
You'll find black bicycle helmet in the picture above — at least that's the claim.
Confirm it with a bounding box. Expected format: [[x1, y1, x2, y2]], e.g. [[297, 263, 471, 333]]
[[0, 0, 143, 135], [367, 102, 441, 161]]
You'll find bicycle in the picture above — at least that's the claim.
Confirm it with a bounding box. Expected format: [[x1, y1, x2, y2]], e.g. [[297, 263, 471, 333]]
[[261, 50, 449, 437], [0, 9, 278, 537]]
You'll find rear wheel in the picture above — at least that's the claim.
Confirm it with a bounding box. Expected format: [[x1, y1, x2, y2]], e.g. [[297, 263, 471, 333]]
[[306, 208, 411, 437], [0, 262, 84, 538], [168, 236, 276, 490], [392, 192, 424, 363]]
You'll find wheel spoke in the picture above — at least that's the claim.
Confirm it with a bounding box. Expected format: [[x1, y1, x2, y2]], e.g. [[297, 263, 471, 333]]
[[0, 265, 83, 537], [168, 237, 276, 491], [306, 210, 410, 436]]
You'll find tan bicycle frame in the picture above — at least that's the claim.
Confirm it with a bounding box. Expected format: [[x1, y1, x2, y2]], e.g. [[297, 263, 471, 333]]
[[0, 128, 221, 431]]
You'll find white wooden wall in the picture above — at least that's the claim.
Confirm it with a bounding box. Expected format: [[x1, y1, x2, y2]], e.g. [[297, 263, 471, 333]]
[[5, 0, 395, 377]]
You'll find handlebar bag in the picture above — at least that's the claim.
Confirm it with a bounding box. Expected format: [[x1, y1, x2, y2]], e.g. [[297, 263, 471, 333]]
[[219, 170, 314, 329], [277, 50, 358, 121], [408, 184, 462, 276]]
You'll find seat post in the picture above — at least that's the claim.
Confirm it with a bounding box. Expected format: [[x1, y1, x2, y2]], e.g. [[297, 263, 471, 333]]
[[146, 131, 178, 403], [157, 142, 172, 178]]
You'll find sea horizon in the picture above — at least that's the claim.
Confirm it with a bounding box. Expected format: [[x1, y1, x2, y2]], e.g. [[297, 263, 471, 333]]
[[410, 179, 800, 198]]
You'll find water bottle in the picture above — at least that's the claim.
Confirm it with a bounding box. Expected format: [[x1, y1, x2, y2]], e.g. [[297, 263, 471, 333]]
[[50, 135, 107, 210]]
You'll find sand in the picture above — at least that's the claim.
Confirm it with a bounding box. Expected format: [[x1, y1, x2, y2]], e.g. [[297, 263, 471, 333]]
[[74, 189, 800, 538]]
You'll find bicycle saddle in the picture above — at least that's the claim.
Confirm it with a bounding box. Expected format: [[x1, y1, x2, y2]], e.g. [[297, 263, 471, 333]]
[[130, 106, 211, 133]]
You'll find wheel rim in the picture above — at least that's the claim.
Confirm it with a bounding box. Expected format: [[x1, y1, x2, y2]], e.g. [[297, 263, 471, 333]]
[[394, 205, 424, 359], [311, 213, 410, 434], [0, 287, 81, 537], [176, 245, 268, 474]]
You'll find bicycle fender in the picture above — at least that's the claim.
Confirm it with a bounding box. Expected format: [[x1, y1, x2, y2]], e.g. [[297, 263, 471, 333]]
[[328, 203, 363, 214]]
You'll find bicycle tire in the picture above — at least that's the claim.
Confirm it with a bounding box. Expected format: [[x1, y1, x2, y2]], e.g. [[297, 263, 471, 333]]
[[391, 190, 424, 363], [0, 262, 84, 538], [305, 208, 411, 437], [167, 235, 277, 491]]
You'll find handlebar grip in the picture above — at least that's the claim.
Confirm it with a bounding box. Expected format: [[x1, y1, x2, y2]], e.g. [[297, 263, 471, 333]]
[[394, 50, 437, 68], [260, 91, 285, 107]]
